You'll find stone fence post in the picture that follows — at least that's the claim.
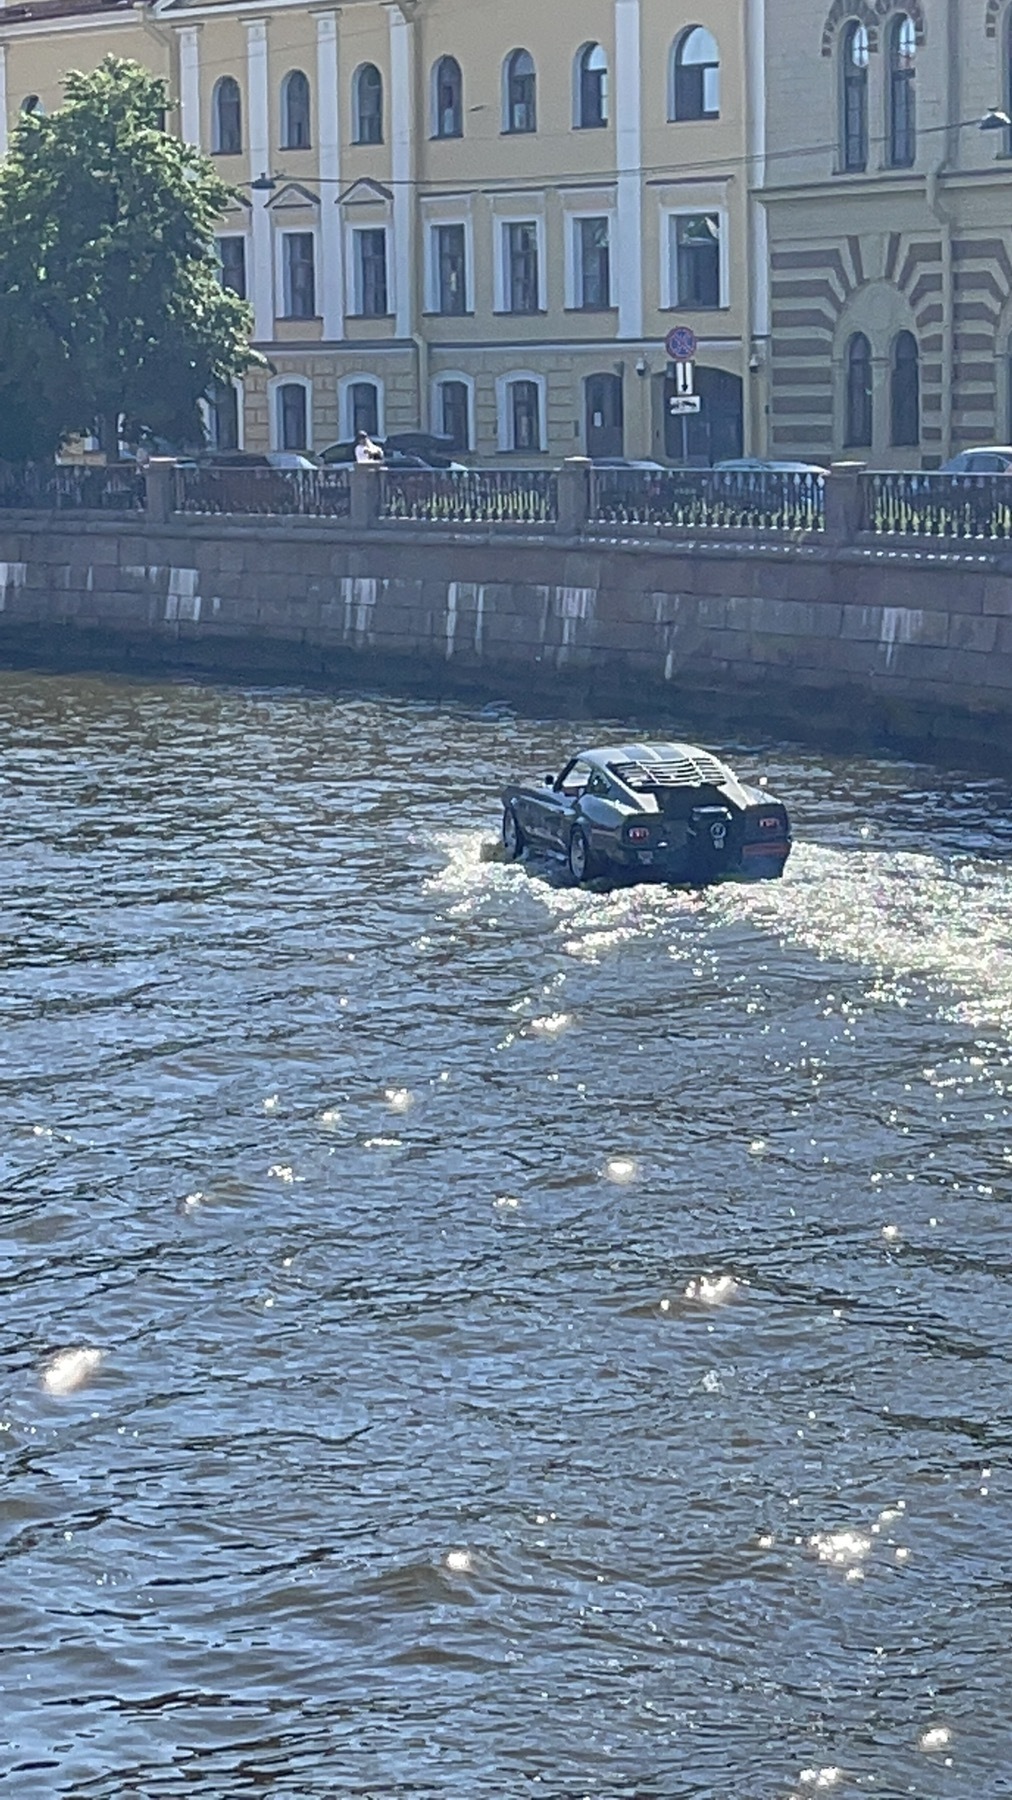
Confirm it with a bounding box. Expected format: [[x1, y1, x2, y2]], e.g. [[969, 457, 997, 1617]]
[[350, 461, 382, 530], [145, 457, 176, 525], [823, 460, 865, 546], [556, 456, 591, 537]]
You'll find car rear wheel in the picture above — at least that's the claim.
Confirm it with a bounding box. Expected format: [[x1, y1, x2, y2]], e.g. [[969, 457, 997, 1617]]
[[568, 826, 601, 884], [502, 805, 524, 861]]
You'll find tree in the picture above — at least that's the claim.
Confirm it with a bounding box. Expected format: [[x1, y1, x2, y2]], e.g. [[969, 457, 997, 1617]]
[[0, 57, 255, 460]]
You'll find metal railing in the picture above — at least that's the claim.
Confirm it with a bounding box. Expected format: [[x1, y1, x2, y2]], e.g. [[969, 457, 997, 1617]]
[[380, 467, 558, 526], [0, 462, 145, 511], [589, 466, 825, 533], [174, 465, 351, 519], [861, 470, 1012, 540]]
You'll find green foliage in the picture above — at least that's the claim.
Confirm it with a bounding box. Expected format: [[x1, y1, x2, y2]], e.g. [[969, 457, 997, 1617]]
[[0, 56, 255, 458]]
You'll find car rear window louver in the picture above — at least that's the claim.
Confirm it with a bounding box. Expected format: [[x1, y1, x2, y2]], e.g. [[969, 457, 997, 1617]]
[[610, 753, 728, 789]]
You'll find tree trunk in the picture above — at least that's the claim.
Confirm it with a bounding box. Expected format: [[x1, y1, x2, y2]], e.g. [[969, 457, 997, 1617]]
[[98, 410, 120, 462]]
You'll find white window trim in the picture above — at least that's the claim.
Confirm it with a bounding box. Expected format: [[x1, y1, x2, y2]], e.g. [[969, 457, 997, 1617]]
[[338, 373, 386, 441], [430, 370, 475, 450], [572, 42, 609, 129], [344, 221, 393, 318], [268, 373, 313, 451], [351, 63, 384, 145], [280, 69, 312, 150], [564, 208, 617, 310], [659, 206, 729, 310], [430, 55, 462, 138], [494, 215, 547, 314], [423, 215, 473, 314], [495, 369, 547, 453], [276, 226, 319, 320]]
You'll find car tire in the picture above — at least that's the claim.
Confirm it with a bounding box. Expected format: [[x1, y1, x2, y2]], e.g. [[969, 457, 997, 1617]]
[[502, 804, 525, 861], [568, 826, 601, 884]]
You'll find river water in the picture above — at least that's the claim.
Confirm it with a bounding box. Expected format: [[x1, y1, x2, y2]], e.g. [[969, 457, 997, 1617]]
[[2, 671, 1012, 1799]]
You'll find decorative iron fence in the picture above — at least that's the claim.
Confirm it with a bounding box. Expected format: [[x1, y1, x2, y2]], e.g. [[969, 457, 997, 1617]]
[[860, 471, 1012, 540], [174, 465, 352, 519], [589, 466, 825, 533], [0, 462, 145, 511], [380, 467, 558, 526]]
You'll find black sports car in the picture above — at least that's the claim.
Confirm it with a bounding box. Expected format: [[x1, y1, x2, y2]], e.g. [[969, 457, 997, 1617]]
[[501, 741, 792, 887]]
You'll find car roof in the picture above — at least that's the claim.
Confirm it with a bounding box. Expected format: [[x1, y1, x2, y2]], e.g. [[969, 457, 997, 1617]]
[[952, 445, 1012, 456], [576, 741, 733, 784]]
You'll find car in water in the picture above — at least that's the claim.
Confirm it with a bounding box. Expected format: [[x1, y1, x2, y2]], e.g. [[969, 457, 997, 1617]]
[[501, 741, 792, 887]]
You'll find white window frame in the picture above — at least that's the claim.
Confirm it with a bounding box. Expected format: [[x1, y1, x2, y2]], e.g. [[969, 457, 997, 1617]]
[[338, 373, 386, 441], [493, 216, 546, 314], [495, 369, 547, 453], [268, 374, 313, 451], [423, 216, 473, 315], [276, 227, 319, 320], [345, 222, 393, 318], [564, 208, 617, 310], [660, 206, 728, 310], [430, 370, 475, 450]]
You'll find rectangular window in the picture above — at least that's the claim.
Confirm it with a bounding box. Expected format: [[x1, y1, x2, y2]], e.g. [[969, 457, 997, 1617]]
[[282, 232, 315, 319], [216, 236, 247, 300], [434, 224, 467, 315], [505, 222, 540, 314], [354, 229, 389, 316], [671, 214, 721, 309], [576, 216, 610, 310]]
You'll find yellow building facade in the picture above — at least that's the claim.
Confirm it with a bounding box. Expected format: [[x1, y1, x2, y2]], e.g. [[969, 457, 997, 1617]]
[[0, 0, 768, 463]]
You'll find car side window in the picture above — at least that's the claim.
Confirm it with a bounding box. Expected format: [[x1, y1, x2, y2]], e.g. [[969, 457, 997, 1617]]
[[585, 768, 611, 798], [561, 760, 593, 797]]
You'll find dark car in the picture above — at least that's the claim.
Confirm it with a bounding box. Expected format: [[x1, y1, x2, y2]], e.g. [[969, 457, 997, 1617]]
[[501, 741, 792, 887]]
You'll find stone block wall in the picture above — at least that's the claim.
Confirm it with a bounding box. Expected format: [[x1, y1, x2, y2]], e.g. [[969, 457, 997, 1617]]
[[0, 516, 1010, 756]]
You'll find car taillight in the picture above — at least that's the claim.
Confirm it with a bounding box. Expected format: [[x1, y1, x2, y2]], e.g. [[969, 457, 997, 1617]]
[[627, 826, 651, 843], [759, 814, 782, 831]]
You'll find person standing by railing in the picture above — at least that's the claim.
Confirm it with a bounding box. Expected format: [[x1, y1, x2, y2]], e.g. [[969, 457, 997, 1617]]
[[354, 430, 384, 465]]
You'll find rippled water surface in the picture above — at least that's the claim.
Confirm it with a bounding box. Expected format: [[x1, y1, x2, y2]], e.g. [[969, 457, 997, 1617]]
[[3, 672, 1012, 1798]]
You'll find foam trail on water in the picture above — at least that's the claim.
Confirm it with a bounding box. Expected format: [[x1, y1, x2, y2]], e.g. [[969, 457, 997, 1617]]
[[42, 1347, 103, 1396]]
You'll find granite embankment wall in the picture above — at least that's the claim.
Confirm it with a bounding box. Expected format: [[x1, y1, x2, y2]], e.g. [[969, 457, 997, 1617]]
[[0, 512, 1010, 753]]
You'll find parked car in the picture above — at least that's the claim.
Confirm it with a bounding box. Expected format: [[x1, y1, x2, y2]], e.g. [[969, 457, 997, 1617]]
[[713, 458, 826, 474], [589, 457, 668, 471], [197, 451, 318, 471], [501, 740, 792, 888], [319, 434, 462, 470], [940, 446, 1012, 474]]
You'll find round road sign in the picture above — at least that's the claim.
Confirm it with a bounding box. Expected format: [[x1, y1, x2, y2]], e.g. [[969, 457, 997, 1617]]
[[665, 324, 697, 361]]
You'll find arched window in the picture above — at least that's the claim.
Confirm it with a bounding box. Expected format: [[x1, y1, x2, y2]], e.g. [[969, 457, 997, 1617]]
[[890, 330, 919, 445], [887, 15, 916, 167], [670, 27, 719, 121], [350, 381, 379, 439], [575, 43, 608, 129], [353, 64, 383, 145], [432, 55, 463, 138], [339, 375, 385, 441], [212, 77, 243, 155], [281, 70, 311, 149], [207, 380, 240, 452], [436, 377, 472, 451], [845, 332, 873, 447], [277, 382, 309, 451], [503, 49, 536, 134], [841, 23, 869, 171]]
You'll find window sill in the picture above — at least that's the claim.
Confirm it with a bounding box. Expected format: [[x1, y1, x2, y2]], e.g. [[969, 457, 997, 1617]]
[[667, 113, 719, 124], [351, 138, 385, 149], [431, 131, 463, 142], [211, 148, 243, 158], [492, 308, 548, 317], [564, 304, 618, 314], [501, 128, 537, 138], [348, 312, 395, 321], [422, 309, 475, 319], [658, 304, 726, 314], [280, 142, 313, 153], [573, 120, 608, 130], [279, 314, 323, 324]]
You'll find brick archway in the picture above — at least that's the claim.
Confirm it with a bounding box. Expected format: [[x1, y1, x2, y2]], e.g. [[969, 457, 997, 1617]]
[[821, 0, 925, 57]]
